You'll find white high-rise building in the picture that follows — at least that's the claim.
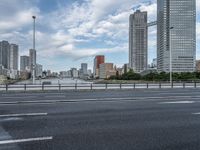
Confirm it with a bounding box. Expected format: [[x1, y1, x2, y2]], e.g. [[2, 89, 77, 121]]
[[157, 0, 196, 72]]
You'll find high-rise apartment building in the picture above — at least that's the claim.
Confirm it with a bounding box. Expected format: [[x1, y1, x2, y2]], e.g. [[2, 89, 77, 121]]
[[94, 55, 105, 78], [20, 56, 30, 71], [29, 49, 36, 76], [129, 10, 148, 73], [157, 0, 196, 72], [9, 44, 18, 70], [0, 41, 10, 69]]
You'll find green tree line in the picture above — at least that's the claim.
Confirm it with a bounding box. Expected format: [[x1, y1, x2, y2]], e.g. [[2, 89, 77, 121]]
[[109, 69, 200, 81]]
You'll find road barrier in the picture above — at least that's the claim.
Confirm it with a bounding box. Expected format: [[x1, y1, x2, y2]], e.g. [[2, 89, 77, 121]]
[[0, 82, 200, 92]]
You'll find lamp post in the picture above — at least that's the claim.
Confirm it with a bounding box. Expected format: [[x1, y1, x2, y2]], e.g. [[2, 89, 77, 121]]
[[32, 16, 36, 84], [169, 27, 174, 85]]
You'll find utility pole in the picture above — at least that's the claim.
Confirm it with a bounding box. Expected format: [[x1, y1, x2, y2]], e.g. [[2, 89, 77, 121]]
[[32, 16, 36, 84]]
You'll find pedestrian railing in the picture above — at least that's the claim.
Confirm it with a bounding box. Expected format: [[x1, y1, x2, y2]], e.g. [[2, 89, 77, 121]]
[[0, 82, 200, 92]]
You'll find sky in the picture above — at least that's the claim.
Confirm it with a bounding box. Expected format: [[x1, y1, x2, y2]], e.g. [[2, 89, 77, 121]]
[[0, 0, 199, 72]]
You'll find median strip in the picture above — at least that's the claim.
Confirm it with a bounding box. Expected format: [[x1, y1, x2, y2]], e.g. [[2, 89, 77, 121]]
[[0, 136, 53, 145]]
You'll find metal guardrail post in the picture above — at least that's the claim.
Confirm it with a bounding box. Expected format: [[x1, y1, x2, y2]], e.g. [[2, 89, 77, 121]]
[[24, 84, 26, 91], [90, 84, 93, 90], [42, 84, 44, 91], [147, 83, 149, 89], [183, 82, 185, 88], [75, 83, 77, 90], [105, 84, 107, 90], [159, 82, 161, 89], [134, 83, 136, 89], [120, 84, 122, 90], [194, 82, 197, 88], [59, 84, 61, 91], [6, 84, 8, 92]]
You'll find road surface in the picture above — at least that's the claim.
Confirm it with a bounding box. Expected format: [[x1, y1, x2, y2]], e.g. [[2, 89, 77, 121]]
[[0, 89, 200, 150]]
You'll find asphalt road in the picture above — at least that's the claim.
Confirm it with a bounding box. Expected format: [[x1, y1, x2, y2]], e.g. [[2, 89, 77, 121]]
[[0, 89, 200, 150]]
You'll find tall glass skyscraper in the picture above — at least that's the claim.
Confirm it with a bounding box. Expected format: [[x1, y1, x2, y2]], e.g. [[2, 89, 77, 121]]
[[157, 0, 196, 72], [129, 10, 148, 73]]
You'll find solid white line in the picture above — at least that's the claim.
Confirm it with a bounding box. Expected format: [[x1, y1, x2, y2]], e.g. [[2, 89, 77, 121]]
[[0, 136, 53, 145], [0, 113, 48, 117], [159, 101, 195, 104]]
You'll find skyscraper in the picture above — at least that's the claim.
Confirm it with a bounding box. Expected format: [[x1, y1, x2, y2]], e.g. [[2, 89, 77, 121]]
[[157, 0, 196, 72], [29, 49, 36, 76], [0, 41, 10, 69], [94, 55, 105, 78], [20, 56, 30, 71], [9, 44, 18, 70], [129, 10, 148, 73]]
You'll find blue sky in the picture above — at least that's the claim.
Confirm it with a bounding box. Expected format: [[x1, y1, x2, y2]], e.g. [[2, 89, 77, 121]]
[[0, 0, 199, 72]]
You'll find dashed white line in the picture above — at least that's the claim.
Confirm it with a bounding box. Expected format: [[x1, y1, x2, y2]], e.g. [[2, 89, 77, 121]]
[[0, 136, 53, 145], [0, 113, 48, 118], [192, 112, 200, 115], [159, 101, 195, 104]]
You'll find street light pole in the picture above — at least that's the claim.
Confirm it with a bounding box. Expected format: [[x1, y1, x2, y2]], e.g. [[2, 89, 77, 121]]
[[32, 16, 36, 84], [169, 27, 174, 85]]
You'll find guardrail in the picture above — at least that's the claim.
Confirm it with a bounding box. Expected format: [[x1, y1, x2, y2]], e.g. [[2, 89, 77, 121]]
[[0, 82, 200, 92]]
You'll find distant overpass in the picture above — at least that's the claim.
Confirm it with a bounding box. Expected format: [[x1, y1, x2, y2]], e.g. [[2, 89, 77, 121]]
[[147, 21, 157, 27]]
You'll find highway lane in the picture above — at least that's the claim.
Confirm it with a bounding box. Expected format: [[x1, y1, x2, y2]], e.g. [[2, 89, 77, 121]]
[[0, 89, 200, 150]]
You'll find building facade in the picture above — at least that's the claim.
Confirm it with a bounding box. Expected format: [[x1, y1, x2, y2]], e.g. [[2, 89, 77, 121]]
[[99, 63, 116, 79], [157, 0, 196, 72], [94, 55, 105, 78], [129, 10, 148, 73], [9, 44, 18, 70], [20, 56, 30, 71], [36, 64, 43, 77], [0, 41, 10, 69], [29, 49, 36, 76]]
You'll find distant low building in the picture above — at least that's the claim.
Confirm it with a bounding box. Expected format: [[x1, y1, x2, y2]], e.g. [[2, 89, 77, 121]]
[[99, 63, 116, 79], [20, 71, 30, 80], [71, 68, 79, 78], [196, 60, 200, 72], [0, 65, 8, 77]]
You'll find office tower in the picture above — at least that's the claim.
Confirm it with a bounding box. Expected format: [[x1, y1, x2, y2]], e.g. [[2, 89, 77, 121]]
[[81, 63, 88, 75], [0, 41, 10, 69], [94, 55, 105, 78], [129, 10, 148, 73], [157, 0, 196, 72], [20, 56, 30, 71], [9, 44, 18, 70], [29, 49, 36, 76]]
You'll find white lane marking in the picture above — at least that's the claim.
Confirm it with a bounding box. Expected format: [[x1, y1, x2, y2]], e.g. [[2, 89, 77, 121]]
[[159, 101, 195, 104], [0, 113, 48, 118], [0, 136, 53, 145], [192, 112, 200, 115]]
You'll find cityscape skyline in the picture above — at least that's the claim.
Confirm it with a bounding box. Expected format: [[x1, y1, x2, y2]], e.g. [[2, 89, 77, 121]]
[[0, 0, 199, 72]]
